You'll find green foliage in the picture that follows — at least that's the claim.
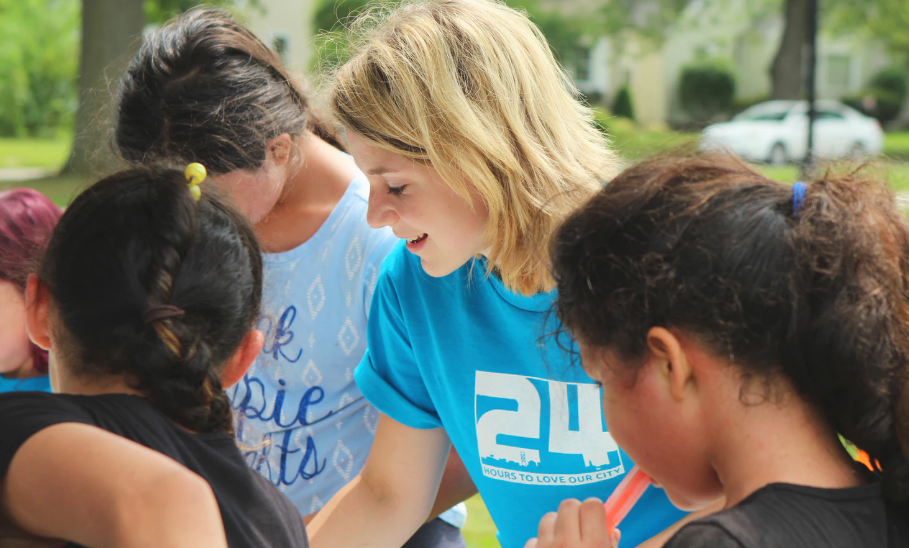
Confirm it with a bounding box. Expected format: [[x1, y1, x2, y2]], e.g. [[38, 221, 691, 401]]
[[678, 61, 736, 123], [597, 0, 778, 47], [310, 0, 600, 77], [310, 0, 375, 73], [0, 0, 79, 137], [612, 86, 635, 120], [0, 0, 257, 138], [828, 0, 909, 59], [599, 0, 694, 44], [509, 0, 601, 70], [313, 0, 371, 32]]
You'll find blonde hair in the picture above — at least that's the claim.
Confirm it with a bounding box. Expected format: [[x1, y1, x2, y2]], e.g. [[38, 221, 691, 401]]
[[328, 0, 620, 295]]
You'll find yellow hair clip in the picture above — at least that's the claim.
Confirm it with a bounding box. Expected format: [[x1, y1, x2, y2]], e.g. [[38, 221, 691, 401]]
[[185, 162, 207, 202]]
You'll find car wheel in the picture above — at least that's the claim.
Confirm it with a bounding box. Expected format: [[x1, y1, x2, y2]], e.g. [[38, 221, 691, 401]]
[[849, 142, 865, 161], [768, 143, 787, 166]]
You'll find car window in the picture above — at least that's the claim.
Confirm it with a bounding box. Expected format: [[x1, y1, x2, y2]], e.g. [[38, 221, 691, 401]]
[[815, 110, 845, 120], [791, 110, 847, 121], [737, 111, 789, 121]]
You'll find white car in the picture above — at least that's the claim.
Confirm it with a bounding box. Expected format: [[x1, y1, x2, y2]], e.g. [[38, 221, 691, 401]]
[[700, 100, 884, 165]]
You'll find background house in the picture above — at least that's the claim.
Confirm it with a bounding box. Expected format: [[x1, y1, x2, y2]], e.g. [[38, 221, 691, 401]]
[[241, 0, 319, 73], [566, 0, 893, 126]]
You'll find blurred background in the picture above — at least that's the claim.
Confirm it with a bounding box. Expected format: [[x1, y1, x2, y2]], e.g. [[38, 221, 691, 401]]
[[3, 0, 909, 202], [1, 0, 908, 544]]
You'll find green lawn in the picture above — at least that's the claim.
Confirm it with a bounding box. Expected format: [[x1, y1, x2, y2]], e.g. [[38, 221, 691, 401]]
[[464, 495, 501, 548], [608, 124, 909, 192], [611, 128, 698, 160], [0, 136, 71, 169], [759, 161, 909, 192], [4, 132, 909, 205], [885, 131, 909, 161], [0, 174, 87, 206]]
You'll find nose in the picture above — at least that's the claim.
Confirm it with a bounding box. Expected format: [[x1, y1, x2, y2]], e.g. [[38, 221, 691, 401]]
[[366, 189, 399, 229]]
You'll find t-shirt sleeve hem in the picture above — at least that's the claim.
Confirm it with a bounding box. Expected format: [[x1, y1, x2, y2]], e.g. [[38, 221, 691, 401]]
[[0, 393, 94, 477], [355, 354, 443, 430], [663, 522, 748, 548]]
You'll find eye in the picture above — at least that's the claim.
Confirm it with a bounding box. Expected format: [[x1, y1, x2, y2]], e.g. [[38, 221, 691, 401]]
[[387, 184, 407, 196]]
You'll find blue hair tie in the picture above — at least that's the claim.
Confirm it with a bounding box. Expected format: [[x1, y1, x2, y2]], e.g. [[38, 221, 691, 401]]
[[792, 182, 808, 219]]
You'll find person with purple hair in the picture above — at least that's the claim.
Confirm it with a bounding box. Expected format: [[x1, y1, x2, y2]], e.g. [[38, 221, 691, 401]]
[[0, 188, 61, 393]]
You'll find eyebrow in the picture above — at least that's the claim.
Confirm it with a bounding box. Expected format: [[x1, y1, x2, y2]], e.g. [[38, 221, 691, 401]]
[[366, 166, 397, 176]]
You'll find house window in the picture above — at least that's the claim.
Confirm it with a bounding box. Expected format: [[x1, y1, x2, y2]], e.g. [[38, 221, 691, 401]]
[[574, 46, 591, 82], [826, 54, 851, 89]]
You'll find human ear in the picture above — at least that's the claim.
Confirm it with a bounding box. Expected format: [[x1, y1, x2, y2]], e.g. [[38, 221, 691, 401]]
[[266, 134, 294, 167], [645, 327, 694, 402], [221, 329, 264, 388], [25, 274, 52, 351]]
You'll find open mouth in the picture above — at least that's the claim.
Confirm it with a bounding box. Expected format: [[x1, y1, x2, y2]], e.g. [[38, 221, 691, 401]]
[[408, 234, 427, 245]]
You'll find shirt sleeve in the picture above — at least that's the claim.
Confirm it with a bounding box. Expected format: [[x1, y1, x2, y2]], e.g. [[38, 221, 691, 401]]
[[0, 392, 94, 476], [355, 251, 443, 430], [663, 522, 748, 548]]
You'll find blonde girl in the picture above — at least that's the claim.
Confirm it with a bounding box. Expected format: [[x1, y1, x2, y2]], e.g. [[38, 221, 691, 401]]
[[309, 1, 689, 547]]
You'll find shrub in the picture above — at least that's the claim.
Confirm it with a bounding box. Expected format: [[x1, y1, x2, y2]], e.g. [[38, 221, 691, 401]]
[[841, 67, 907, 125], [869, 67, 907, 124], [612, 86, 635, 120], [871, 66, 908, 99], [678, 61, 736, 124]]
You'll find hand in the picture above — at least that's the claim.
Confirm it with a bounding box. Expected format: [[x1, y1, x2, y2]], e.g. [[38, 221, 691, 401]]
[[524, 498, 620, 548]]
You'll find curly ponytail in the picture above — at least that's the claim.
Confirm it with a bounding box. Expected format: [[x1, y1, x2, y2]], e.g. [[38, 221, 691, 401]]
[[791, 174, 909, 500], [552, 152, 909, 501], [40, 167, 262, 435]]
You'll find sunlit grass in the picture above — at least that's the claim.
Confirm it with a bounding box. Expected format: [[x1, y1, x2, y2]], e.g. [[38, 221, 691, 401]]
[[0, 174, 87, 206], [0, 136, 71, 169], [463, 495, 501, 548]]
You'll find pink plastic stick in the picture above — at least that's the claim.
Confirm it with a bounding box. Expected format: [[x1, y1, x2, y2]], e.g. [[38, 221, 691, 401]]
[[603, 466, 652, 533]]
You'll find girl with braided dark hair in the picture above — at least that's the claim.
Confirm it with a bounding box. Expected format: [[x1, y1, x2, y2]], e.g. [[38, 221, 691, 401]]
[[529, 153, 909, 548], [0, 168, 306, 547]]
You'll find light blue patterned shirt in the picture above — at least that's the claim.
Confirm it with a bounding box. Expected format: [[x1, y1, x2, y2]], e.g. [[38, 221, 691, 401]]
[[228, 172, 466, 527]]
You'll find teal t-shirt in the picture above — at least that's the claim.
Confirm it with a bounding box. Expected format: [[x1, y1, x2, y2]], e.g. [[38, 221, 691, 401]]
[[0, 375, 51, 394], [356, 243, 686, 548]]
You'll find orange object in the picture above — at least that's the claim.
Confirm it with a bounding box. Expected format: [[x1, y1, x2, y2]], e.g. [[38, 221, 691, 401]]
[[604, 466, 652, 533], [855, 450, 875, 471]]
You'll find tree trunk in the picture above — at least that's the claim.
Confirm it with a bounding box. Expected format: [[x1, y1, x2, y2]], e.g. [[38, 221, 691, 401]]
[[770, 0, 810, 100], [62, 0, 144, 176]]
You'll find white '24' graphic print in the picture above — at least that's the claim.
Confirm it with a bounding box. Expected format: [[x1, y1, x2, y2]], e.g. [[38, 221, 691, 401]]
[[475, 371, 625, 486]]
